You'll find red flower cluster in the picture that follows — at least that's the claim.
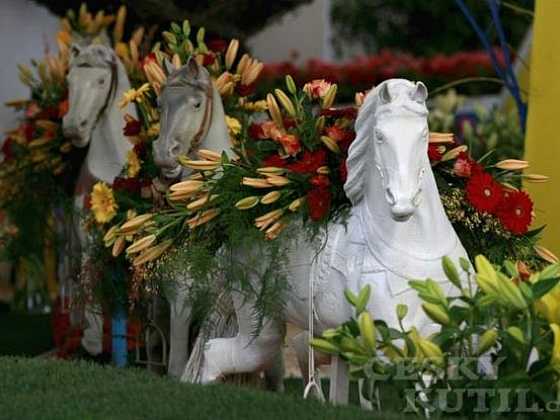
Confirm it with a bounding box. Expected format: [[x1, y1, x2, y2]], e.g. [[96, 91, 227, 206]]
[[463, 162, 533, 235], [260, 49, 505, 93]]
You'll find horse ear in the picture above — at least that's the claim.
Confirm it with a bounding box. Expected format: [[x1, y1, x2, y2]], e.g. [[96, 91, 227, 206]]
[[185, 57, 200, 78], [379, 83, 392, 104], [412, 81, 428, 103], [163, 58, 175, 76]]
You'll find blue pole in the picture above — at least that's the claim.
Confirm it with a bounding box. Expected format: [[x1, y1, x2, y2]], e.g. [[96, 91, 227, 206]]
[[112, 303, 128, 367]]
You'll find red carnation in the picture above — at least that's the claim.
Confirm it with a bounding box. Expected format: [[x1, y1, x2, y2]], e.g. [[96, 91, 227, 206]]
[[123, 119, 142, 136], [237, 83, 255, 97], [262, 153, 286, 168], [428, 144, 443, 162], [307, 187, 331, 221], [208, 39, 227, 53], [465, 172, 503, 214], [310, 174, 331, 188], [496, 190, 533, 235], [249, 122, 265, 139], [202, 53, 215, 66], [287, 149, 326, 174]]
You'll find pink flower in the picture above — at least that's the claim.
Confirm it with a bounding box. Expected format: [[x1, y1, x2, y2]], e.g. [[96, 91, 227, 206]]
[[303, 79, 332, 99]]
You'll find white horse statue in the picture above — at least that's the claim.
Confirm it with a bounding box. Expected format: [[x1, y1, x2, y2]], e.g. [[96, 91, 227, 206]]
[[153, 59, 285, 389], [153, 58, 231, 378], [198, 79, 471, 401], [62, 44, 135, 357]]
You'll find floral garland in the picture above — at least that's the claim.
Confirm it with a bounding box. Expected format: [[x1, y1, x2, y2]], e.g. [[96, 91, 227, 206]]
[[99, 75, 556, 280], [0, 5, 133, 312], [88, 21, 266, 304]]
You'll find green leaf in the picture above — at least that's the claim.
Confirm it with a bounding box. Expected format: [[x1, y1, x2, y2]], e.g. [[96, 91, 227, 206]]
[[531, 277, 560, 299]]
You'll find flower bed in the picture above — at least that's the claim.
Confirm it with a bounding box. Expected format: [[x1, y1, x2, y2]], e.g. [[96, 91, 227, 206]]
[[258, 49, 506, 102]]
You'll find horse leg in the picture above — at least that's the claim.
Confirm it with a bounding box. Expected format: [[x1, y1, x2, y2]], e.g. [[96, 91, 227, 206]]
[[165, 279, 192, 378], [201, 288, 284, 383], [263, 349, 285, 392]]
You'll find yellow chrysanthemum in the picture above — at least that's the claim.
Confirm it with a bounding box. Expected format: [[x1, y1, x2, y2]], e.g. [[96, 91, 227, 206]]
[[225, 116, 241, 136], [126, 150, 141, 178], [90, 182, 117, 224], [242, 100, 268, 112]]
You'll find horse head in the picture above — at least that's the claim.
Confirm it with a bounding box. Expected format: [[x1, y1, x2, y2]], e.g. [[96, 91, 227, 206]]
[[345, 79, 429, 222], [62, 44, 119, 148], [153, 58, 214, 179]]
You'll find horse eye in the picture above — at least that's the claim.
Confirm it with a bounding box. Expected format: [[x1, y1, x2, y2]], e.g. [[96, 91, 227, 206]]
[[193, 102, 202, 109]]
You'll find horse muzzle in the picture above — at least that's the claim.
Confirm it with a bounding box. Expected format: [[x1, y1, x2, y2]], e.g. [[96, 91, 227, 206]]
[[390, 200, 415, 222]]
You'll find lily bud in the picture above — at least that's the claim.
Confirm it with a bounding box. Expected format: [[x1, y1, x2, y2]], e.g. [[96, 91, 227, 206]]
[[355, 285, 371, 314], [396, 304, 408, 321], [422, 303, 451, 326], [187, 208, 220, 229], [197, 149, 222, 162], [261, 191, 281, 205], [266, 93, 284, 130], [225, 39, 239, 70], [112, 236, 126, 257], [477, 329, 498, 355], [285, 75, 297, 95], [235, 196, 260, 210], [495, 159, 529, 171], [321, 84, 337, 109], [442, 256, 462, 289], [506, 326, 525, 344], [358, 311, 377, 352], [441, 145, 468, 161], [321, 135, 340, 154], [126, 234, 157, 254], [242, 177, 273, 189], [535, 245, 559, 264], [310, 338, 340, 355], [274, 89, 296, 117], [119, 213, 153, 234], [417, 339, 445, 367], [524, 174, 549, 183]]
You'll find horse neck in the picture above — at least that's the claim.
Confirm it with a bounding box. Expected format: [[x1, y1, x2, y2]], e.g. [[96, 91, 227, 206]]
[[86, 64, 135, 183], [199, 86, 231, 155], [361, 154, 457, 259]]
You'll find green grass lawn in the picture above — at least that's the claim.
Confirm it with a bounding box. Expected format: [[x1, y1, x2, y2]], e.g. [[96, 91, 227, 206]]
[[0, 357, 379, 420]]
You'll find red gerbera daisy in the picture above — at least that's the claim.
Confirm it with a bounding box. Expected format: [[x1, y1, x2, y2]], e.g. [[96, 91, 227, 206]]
[[465, 172, 503, 214], [496, 190, 533, 235]]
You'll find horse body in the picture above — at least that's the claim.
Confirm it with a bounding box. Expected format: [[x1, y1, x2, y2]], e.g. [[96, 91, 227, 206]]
[[153, 59, 231, 378], [62, 44, 135, 356], [198, 80, 470, 389]]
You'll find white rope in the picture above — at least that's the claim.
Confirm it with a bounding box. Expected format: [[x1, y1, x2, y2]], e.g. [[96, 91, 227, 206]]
[[303, 267, 325, 402]]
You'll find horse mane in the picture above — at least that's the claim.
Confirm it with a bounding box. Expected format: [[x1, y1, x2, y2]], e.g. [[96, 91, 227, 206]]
[[343, 79, 428, 206]]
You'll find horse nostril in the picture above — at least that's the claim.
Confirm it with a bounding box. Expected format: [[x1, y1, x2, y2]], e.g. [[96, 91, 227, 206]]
[[385, 188, 396, 206], [170, 142, 181, 156], [80, 120, 88, 128]]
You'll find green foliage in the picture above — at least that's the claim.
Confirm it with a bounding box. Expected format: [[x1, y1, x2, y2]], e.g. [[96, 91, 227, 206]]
[[330, 0, 533, 56], [313, 256, 560, 417], [429, 89, 525, 161]]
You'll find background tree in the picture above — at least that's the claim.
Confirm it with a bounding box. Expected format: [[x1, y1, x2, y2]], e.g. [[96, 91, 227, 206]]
[[330, 0, 534, 56], [31, 0, 312, 40]]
